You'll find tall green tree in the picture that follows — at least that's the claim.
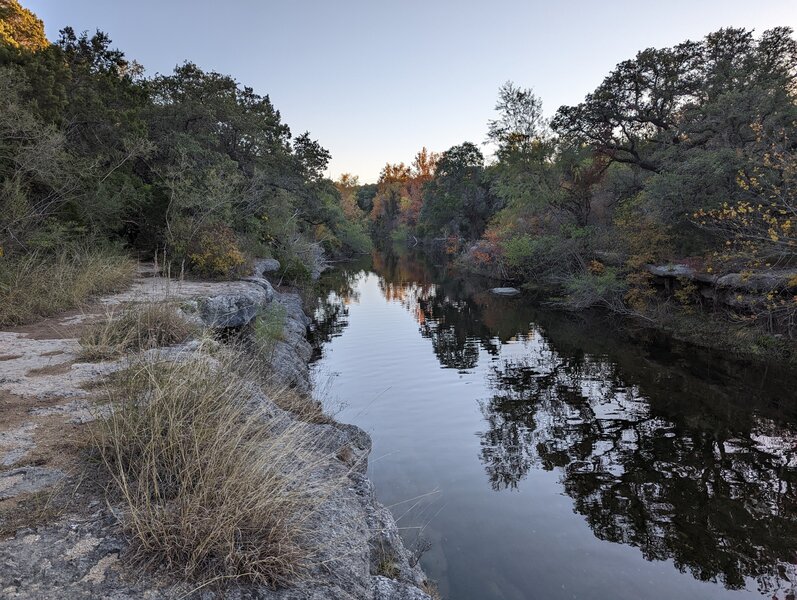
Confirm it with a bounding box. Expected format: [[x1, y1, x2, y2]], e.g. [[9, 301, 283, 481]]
[[420, 143, 496, 239]]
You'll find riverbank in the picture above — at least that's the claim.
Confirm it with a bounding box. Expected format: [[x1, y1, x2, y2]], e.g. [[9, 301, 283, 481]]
[[0, 263, 435, 599], [447, 246, 797, 365]]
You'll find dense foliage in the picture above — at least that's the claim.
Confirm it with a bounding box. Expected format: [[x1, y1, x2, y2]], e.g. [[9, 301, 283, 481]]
[[354, 27, 797, 345], [0, 1, 369, 280]]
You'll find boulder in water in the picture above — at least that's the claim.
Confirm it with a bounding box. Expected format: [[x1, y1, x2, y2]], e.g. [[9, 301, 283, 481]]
[[490, 287, 521, 296]]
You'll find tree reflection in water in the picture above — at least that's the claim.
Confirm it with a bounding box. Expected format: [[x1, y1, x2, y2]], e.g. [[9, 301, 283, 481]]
[[312, 249, 797, 596]]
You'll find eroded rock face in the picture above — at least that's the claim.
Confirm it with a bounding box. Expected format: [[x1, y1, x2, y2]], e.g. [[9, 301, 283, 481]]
[[269, 291, 314, 394], [309, 243, 329, 280], [198, 285, 271, 328], [716, 270, 797, 291]]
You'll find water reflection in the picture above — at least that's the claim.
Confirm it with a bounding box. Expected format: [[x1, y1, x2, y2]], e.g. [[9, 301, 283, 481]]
[[482, 353, 797, 593], [312, 249, 797, 597]]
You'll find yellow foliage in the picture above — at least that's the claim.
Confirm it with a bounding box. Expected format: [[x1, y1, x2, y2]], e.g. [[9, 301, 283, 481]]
[[0, 0, 48, 51], [588, 260, 605, 275], [188, 224, 246, 279]]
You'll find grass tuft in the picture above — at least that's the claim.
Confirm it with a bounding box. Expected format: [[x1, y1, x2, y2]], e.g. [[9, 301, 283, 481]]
[[79, 302, 198, 361], [267, 386, 334, 424], [92, 348, 334, 587], [253, 303, 287, 351], [421, 579, 442, 599], [0, 248, 135, 326]]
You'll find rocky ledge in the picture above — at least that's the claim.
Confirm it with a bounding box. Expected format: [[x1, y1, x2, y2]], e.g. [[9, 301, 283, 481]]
[[0, 266, 433, 599]]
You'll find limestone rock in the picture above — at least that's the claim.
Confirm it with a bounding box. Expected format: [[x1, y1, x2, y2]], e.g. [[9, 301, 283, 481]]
[[716, 270, 797, 291], [0, 466, 65, 500], [252, 258, 281, 277], [373, 577, 433, 600], [198, 285, 272, 328]]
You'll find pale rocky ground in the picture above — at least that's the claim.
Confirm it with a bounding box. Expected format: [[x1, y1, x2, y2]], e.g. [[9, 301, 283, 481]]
[[0, 265, 433, 599]]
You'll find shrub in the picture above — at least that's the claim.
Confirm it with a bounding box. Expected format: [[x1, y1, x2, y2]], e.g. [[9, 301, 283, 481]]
[[93, 350, 335, 587], [561, 268, 627, 310], [279, 256, 312, 284], [503, 234, 574, 280], [252, 302, 287, 351], [337, 220, 373, 255], [0, 248, 135, 326], [187, 224, 247, 280], [79, 302, 198, 361]]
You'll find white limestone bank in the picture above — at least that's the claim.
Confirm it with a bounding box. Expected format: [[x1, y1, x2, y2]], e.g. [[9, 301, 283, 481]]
[[0, 266, 433, 600]]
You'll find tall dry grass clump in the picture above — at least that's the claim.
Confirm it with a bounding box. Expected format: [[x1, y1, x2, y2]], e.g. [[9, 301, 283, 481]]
[[0, 248, 136, 326], [79, 302, 198, 361], [93, 348, 335, 587]]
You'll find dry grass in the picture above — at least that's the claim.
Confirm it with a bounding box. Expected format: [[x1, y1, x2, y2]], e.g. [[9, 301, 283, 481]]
[[267, 386, 333, 425], [421, 580, 442, 600], [374, 540, 400, 579], [79, 302, 198, 361], [0, 248, 136, 326], [0, 488, 64, 540], [92, 347, 335, 588]]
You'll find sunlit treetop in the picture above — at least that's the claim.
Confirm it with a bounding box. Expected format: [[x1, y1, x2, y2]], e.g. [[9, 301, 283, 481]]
[[0, 0, 48, 51]]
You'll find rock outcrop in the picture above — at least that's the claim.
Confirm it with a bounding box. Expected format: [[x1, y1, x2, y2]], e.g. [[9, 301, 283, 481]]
[[0, 266, 432, 599], [252, 258, 281, 277], [646, 263, 797, 311]]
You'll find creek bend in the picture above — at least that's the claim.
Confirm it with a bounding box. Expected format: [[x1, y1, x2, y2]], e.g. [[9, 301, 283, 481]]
[[310, 250, 797, 600]]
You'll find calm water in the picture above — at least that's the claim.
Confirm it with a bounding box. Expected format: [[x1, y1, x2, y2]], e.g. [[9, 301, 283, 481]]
[[309, 250, 797, 600]]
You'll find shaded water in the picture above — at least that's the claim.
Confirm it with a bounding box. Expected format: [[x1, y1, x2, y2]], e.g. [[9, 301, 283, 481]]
[[310, 250, 797, 600]]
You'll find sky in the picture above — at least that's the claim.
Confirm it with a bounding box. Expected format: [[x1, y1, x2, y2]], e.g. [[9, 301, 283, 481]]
[[27, 0, 797, 183]]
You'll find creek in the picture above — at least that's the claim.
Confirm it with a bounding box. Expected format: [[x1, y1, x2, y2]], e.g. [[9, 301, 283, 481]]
[[310, 249, 797, 600]]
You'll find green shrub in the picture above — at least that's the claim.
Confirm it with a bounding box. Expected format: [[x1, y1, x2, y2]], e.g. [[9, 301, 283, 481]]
[[338, 220, 373, 255], [253, 302, 287, 349], [562, 268, 627, 310], [503, 234, 569, 279], [279, 256, 312, 284]]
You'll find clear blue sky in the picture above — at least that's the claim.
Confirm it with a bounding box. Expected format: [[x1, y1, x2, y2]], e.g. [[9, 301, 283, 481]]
[[27, 0, 797, 183]]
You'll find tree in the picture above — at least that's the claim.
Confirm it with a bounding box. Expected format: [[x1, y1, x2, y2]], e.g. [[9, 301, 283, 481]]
[[293, 132, 330, 182], [400, 147, 439, 227], [552, 27, 797, 176], [356, 183, 378, 213], [371, 162, 410, 238], [694, 123, 797, 263], [420, 142, 496, 239], [487, 81, 547, 161], [0, 0, 47, 51], [551, 39, 703, 172], [553, 147, 611, 226]]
